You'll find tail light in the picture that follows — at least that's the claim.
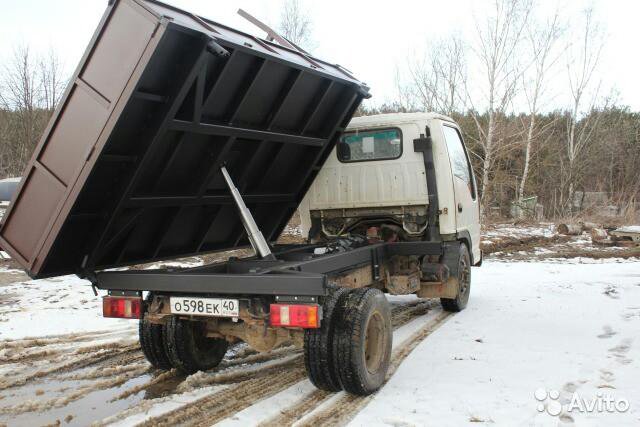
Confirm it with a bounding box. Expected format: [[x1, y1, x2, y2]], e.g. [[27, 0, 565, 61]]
[[103, 296, 142, 319], [270, 304, 319, 328]]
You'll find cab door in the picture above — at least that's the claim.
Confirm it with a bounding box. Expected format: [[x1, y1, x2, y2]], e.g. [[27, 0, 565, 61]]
[[441, 124, 481, 264]]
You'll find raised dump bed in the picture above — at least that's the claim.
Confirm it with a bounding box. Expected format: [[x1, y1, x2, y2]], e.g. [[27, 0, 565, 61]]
[[0, 0, 369, 279]]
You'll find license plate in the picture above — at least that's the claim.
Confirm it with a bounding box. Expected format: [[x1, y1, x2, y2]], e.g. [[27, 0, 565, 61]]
[[169, 297, 239, 318]]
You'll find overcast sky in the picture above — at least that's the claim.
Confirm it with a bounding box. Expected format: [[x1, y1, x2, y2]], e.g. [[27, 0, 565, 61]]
[[1, 0, 639, 110]]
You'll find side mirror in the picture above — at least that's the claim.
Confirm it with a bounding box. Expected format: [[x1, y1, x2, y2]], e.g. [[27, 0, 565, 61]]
[[337, 142, 351, 160]]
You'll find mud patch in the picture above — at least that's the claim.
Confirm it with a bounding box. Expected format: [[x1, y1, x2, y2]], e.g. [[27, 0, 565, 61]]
[[482, 234, 570, 255], [138, 366, 307, 427], [0, 299, 440, 426]]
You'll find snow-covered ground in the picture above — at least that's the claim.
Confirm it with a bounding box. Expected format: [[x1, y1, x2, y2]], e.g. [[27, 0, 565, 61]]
[[351, 260, 640, 426], [0, 274, 131, 340], [0, 226, 639, 426], [483, 223, 556, 241]]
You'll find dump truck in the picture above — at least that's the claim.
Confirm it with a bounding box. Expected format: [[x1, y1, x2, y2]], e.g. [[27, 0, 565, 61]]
[[0, 0, 481, 396]]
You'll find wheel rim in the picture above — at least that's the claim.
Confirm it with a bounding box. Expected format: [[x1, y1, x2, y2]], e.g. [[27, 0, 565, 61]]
[[364, 310, 386, 374]]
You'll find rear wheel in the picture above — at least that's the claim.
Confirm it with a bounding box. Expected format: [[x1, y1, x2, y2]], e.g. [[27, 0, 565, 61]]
[[163, 316, 228, 374], [139, 294, 172, 370], [304, 287, 349, 391], [332, 288, 392, 395], [441, 243, 471, 312]]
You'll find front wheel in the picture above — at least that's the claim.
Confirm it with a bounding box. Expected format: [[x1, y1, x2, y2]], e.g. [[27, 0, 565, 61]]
[[441, 243, 471, 312]]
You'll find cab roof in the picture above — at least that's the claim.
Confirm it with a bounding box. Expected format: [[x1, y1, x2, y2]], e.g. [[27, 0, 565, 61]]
[[347, 112, 456, 131]]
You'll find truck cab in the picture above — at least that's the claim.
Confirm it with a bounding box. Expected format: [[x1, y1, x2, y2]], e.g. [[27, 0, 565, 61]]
[[300, 112, 481, 265]]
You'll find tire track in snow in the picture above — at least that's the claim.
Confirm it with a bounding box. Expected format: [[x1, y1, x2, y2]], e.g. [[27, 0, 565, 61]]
[[391, 299, 436, 328], [137, 364, 307, 427], [0, 342, 139, 390], [0, 365, 150, 416], [0, 339, 305, 424], [92, 353, 305, 427], [257, 389, 332, 427], [0, 328, 137, 366], [132, 300, 440, 427], [112, 345, 302, 401], [252, 305, 447, 427], [0, 327, 135, 349], [296, 311, 453, 426], [0, 299, 438, 425]]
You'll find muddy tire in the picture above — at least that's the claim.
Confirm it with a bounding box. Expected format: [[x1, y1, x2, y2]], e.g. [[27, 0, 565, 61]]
[[139, 295, 172, 370], [304, 287, 349, 391], [441, 243, 471, 312], [163, 316, 228, 374], [332, 288, 392, 395], [139, 319, 172, 370]]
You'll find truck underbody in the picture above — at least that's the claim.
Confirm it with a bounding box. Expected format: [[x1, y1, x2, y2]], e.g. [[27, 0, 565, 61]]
[[95, 217, 467, 352]]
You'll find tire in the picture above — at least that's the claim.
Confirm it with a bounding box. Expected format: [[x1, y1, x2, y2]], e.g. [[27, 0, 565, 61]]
[[163, 316, 228, 374], [332, 288, 392, 395], [441, 243, 471, 312], [304, 287, 349, 391], [139, 295, 172, 370]]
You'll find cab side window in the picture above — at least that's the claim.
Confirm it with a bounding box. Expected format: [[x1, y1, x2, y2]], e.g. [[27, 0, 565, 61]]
[[338, 128, 402, 162], [442, 125, 476, 199]]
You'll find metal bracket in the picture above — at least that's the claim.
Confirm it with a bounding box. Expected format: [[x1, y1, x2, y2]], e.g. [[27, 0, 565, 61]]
[[371, 246, 381, 281], [414, 127, 441, 242], [236, 8, 323, 70], [206, 40, 229, 57], [275, 295, 318, 303], [108, 290, 142, 297], [220, 166, 275, 260], [237, 8, 296, 50]]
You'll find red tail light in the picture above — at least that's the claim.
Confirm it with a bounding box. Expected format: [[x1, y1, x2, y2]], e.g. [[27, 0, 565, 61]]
[[270, 304, 319, 328], [103, 296, 142, 319]]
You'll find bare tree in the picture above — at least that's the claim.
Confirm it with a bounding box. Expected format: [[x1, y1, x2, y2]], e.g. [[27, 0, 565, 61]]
[[0, 45, 65, 177], [278, 0, 313, 50], [1, 45, 38, 112], [39, 48, 65, 111], [1, 45, 41, 173], [564, 8, 605, 213], [467, 0, 531, 214], [406, 36, 467, 115], [517, 11, 563, 205], [392, 66, 420, 112]]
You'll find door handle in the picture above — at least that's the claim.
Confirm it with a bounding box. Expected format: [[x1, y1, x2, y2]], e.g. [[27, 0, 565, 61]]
[[457, 203, 463, 213]]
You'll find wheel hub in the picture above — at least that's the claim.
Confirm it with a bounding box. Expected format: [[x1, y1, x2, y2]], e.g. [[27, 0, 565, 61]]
[[364, 310, 386, 374]]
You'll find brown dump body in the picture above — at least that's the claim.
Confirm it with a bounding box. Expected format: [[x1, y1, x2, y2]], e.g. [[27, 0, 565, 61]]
[[0, 0, 369, 279]]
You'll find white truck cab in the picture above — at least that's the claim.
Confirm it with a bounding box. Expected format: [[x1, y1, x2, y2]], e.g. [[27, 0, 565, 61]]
[[300, 112, 481, 265]]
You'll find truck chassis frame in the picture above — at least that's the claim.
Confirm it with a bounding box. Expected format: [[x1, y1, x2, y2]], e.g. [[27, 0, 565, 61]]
[[95, 240, 444, 297]]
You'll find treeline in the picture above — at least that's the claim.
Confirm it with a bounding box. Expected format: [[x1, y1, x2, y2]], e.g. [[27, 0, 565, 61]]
[[357, 104, 640, 221], [0, 46, 64, 178], [356, 0, 640, 220]]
